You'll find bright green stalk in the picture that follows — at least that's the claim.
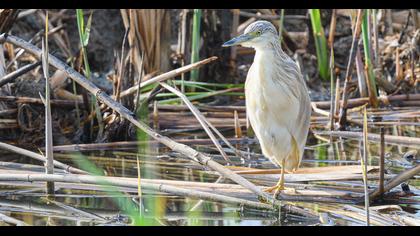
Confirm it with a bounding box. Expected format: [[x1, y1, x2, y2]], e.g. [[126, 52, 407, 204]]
[[309, 9, 329, 81], [135, 100, 161, 225], [72, 153, 146, 225], [361, 9, 378, 106], [76, 9, 104, 139], [190, 9, 202, 86]]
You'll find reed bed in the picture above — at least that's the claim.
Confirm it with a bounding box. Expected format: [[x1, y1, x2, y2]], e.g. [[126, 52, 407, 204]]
[[0, 9, 419, 226]]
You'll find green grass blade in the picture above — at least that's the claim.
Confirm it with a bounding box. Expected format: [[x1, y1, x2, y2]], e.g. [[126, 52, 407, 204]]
[[83, 10, 93, 47], [190, 9, 202, 85], [361, 9, 378, 106], [309, 9, 330, 81]]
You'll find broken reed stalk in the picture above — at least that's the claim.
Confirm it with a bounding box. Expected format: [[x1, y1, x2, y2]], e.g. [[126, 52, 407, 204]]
[[338, 9, 363, 129], [0, 141, 87, 174], [41, 12, 54, 194], [120, 56, 218, 98], [230, 9, 239, 70], [133, 51, 145, 113], [355, 48, 368, 97], [361, 106, 370, 226], [370, 164, 420, 200], [379, 127, 385, 196], [0, 33, 274, 203], [160, 82, 232, 163], [0, 173, 274, 211], [0, 60, 41, 87], [328, 9, 337, 48], [334, 78, 340, 119], [329, 46, 335, 132]]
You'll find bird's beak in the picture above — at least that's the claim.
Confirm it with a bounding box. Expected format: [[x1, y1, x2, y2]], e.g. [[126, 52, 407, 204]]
[[222, 33, 253, 47]]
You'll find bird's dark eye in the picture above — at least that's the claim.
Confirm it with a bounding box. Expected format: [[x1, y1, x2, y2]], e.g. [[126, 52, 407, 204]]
[[256, 30, 262, 35]]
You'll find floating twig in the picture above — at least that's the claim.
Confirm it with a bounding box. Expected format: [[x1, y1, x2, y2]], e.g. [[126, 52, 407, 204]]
[[0, 141, 87, 174]]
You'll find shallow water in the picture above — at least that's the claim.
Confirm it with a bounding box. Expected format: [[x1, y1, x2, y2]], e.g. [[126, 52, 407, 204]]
[[0, 108, 419, 226]]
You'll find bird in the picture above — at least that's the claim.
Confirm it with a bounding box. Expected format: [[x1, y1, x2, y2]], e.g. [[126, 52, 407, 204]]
[[222, 20, 311, 198]]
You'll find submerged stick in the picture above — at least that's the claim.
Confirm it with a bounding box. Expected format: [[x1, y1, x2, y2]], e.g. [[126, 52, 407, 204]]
[[370, 164, 420, 200], [379, 127, 385, 196], [361, 106, 370, 226], [0, 33, 272, 202]]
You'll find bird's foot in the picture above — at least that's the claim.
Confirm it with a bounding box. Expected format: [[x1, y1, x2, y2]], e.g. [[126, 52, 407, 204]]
[[263, 185, 296, 200]]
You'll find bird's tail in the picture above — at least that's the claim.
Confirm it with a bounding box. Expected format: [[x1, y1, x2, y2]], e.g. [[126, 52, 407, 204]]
[[284, 136, 302, 172]]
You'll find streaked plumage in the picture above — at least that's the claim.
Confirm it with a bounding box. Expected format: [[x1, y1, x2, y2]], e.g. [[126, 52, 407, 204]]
[[223, 21, 311, 195]]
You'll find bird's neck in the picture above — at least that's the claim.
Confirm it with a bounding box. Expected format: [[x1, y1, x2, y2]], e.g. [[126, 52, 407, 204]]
[[253, 40, 285, 63]]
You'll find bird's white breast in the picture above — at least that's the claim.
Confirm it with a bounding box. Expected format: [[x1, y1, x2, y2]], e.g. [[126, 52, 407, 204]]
[[245, 50, 301, 164]]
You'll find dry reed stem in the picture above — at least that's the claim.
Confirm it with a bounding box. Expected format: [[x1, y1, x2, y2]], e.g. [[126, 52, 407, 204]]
[[338, 9, 364, 129], [52, 137, 249, 152], [120, 56, 218, 98], [313, 130, 420, 146], [160, 82, 232, 163], [0, 173, 274, 211], [0, 141, 87, 174], [0, 60, 41, 87]]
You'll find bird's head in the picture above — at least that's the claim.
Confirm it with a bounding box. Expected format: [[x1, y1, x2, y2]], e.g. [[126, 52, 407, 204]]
[[222, 20, 278, 49]]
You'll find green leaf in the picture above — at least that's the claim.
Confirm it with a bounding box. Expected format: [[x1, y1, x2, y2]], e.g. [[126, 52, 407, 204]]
[[83, 10, 93, 46]]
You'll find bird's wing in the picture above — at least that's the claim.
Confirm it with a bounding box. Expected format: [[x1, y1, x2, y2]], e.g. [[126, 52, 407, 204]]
[[268, 58, 311, 169]]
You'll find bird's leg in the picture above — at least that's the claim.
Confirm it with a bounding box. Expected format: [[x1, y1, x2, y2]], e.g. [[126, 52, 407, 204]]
[[263, 160, 286, 193], [273, 162, 286, 199], [263, 160, 296, 199]]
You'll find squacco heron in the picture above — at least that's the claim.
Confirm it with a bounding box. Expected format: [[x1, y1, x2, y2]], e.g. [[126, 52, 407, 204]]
[[223, 21, 311, 198]]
